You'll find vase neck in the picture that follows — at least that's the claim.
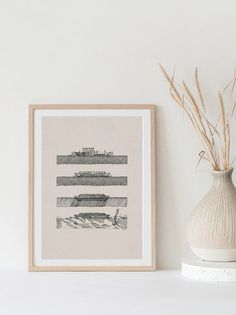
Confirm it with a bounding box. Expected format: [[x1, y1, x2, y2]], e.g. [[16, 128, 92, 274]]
[[212, 168, 234, 189]]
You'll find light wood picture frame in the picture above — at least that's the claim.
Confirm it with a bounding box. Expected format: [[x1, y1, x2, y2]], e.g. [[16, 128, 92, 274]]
[[29, 104, 156, 271]]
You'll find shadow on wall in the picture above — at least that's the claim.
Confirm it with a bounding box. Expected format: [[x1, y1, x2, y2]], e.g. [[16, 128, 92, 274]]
[[156, 106, 183, 269]]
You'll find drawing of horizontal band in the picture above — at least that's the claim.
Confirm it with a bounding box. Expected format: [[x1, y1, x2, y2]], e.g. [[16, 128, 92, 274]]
[[56, 176, 127, 186], [57, 155, 128, 164], [57, 196, 128, 207]]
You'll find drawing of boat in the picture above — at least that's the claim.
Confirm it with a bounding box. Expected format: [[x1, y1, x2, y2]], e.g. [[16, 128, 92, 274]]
[[74, 213, 110, 220], [71, 148, 113, 157], [75, 194, 109, 201], [57, 147, 127, 164], [73, 194, 110, 207], [57, 195, 128, 207], [74, 171, 111, 177], [57, 211, 127, 229]]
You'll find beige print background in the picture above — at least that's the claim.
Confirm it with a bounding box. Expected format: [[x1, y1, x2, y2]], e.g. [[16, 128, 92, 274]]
[[41, 116, 142, 259]]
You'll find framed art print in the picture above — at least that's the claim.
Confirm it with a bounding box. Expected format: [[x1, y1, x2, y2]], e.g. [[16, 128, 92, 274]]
[[29, 105, 156, 271]]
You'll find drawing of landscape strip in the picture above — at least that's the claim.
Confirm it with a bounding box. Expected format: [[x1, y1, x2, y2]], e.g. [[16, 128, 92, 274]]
[[57, 171, 127, 186], [57, 194, 127, 207], [57, 210, 127, 229], [57, 147, 128, 164]]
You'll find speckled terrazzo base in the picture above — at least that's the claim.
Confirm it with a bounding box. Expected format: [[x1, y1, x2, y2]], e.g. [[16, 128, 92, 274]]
[[182, 258, 236, 282]]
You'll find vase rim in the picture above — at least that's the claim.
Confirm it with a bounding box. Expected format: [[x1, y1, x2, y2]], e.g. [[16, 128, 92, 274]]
[[212, 167, 234, 175]]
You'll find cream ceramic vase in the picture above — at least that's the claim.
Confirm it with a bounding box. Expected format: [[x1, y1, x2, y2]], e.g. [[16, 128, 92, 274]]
[[187, 168, 236, 262]]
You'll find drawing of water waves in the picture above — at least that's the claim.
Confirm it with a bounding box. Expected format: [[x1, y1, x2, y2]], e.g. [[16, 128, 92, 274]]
[[57, 210, 127, 230]]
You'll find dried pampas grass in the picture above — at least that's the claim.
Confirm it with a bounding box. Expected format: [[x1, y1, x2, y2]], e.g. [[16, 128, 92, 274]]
[[160, 65, 236, 171]]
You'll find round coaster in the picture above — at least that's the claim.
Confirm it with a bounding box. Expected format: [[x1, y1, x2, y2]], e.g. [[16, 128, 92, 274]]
[[182, 258, 236, 282]]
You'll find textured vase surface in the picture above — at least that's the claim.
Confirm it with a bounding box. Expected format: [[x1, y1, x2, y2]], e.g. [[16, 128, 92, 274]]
[[188, 168, 236, 262]]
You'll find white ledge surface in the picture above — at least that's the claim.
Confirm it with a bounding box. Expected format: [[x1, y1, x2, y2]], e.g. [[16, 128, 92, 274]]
[[0, 270, 236, 315]]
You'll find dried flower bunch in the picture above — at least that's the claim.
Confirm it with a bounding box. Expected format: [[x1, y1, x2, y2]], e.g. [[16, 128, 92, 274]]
[[160, 65, 236, 171]]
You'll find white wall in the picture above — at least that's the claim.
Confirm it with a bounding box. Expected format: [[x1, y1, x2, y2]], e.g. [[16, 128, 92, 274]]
[[0, 0, 235, 270]]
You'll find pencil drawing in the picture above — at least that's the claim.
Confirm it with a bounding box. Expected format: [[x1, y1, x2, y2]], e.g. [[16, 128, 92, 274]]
[[57, 147, 128, 164], [57, 171, 127, 186], [56, 194, 128, 207], [57, 209, 127, 229]]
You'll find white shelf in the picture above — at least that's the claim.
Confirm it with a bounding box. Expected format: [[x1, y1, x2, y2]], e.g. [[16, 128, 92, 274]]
[[182, 258, 236, 282], [0, 270, 236, 315]]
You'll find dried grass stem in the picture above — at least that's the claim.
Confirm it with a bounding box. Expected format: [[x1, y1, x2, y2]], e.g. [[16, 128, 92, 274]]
[[160, 65, 236, 171]]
